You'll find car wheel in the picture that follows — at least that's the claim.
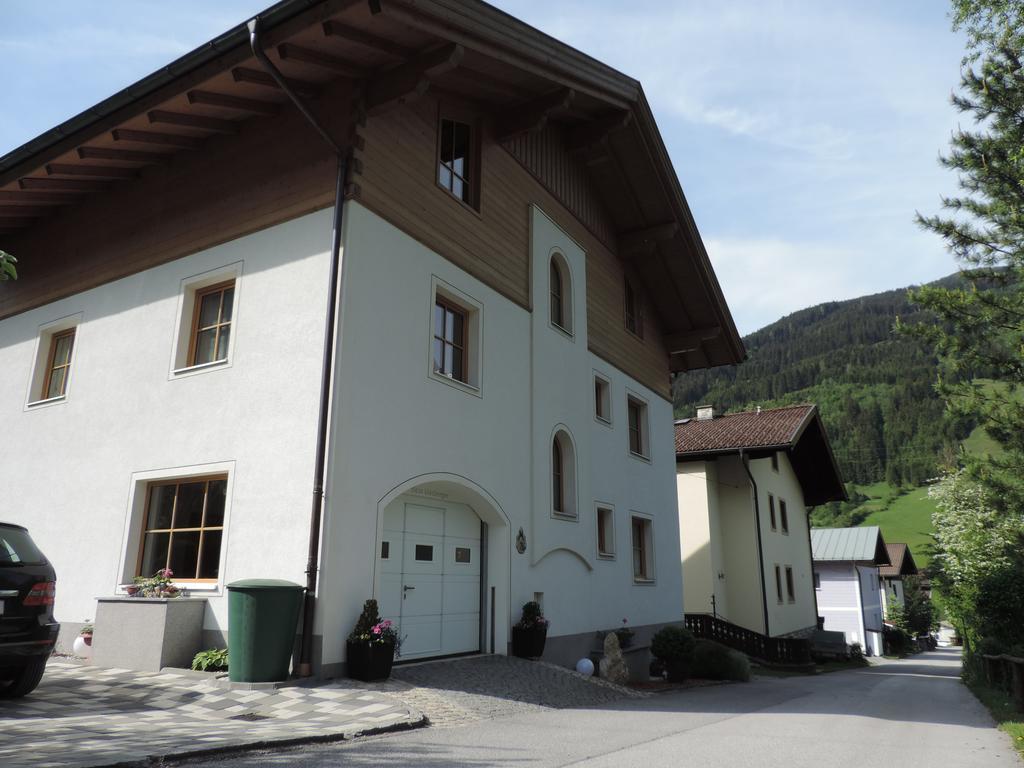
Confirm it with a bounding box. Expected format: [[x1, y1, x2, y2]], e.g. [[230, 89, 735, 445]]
[[0, 656, 49, 698]]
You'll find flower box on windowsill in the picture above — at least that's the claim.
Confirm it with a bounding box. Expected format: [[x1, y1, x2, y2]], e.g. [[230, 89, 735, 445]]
[[91, 596, 207, 672]]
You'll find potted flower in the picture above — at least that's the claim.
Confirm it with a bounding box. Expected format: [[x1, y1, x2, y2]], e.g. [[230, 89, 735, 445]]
[[72, 623, 94, 658], [346, 599, 401, 681], [651, 625, 696, 682], [132, 568, 179, 597], [615, 618, 635, 649], [512, 601, 549, 659]]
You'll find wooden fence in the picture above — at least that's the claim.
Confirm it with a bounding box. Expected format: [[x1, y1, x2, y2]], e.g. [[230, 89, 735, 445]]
[[982, 654, 1024, 709], [684, 613, 812, 665]]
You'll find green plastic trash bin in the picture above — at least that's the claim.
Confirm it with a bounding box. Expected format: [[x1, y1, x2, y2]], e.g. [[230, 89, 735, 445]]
[[227, 579, 304, 683]]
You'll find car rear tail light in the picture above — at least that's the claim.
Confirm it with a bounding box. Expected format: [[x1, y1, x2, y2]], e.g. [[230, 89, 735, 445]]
[[23, 582, 56, 606]]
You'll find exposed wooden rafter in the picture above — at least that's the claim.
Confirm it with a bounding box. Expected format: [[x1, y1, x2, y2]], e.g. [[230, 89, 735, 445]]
[[665, 326, 722, 354], [494, 88, 575, 142], [112, 128, 203, 149], [0, 217, 37, 228], [322, 20, 413, 58], [0, 206, 50, 218], [187, 90, 280, 116], [0, 191, 81, 204], [19, 177, 111, 192], [46, 164, 138, 180], [567, 110, 633, 154], [277, 43, 365, 77], [619, 222, 679, 257], [364, 43, 465, 115], [148, 110, 239, 134], [78, 146, 169, 164], [231, 67, 320, 98]]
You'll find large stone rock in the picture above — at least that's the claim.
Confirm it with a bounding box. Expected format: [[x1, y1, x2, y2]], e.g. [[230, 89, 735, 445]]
[[599, 632, 629, 685]]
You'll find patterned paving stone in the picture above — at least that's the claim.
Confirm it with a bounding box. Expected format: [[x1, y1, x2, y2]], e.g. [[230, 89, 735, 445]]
[[0, 660, 423, 768]]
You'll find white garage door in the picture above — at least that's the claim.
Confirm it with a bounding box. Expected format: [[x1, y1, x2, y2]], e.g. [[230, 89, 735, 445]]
[[379, 498, 481, 660]]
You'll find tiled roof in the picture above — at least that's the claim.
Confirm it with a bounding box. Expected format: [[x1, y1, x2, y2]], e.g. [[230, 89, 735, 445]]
[[674, 404, 815, 455], [811, 526, 890, 565], [879, 543, 919, 577]]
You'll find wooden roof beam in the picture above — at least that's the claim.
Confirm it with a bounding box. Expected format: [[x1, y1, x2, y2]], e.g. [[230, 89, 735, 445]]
[[46, 163, 138, 180], [277, 43, 365, 77], [494, 88, 575, 143], [231, 67, 320, 99], [322, 20, 413, 58], [148, 110, 239, 134], [619, 222, 679, 257], [19, 177, 111, 192], [0, 191, 81, 204], [187, 90, 280, 116], [112, 128, 203, 149], [665, 326, 722, 354], [365, 43, 465, 115], [0, 206, 50, 218], [0, 217, 37, 228], [78, 146, 170, 164], [568, 110, 633, 154]]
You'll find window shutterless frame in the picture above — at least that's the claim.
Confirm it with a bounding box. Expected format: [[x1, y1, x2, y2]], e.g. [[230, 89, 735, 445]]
[[41, 328, 75, 400], [433, 296, 469, 383], [187, 280, 235, 367], [552, 438, 564, 514], [436, 104, 481, 211], [136, 475, 227, 582], [624, 277, 643, 339]]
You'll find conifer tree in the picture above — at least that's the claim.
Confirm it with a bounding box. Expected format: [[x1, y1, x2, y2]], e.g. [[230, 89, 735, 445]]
[[908, 0, 1024, 509]]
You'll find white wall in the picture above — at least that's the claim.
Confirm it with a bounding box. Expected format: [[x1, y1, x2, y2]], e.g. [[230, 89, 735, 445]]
[[815, 563, 864, 646], [319, 202, 681, 668], [0, 211, 333, 638], [678, 461, 714, 616]]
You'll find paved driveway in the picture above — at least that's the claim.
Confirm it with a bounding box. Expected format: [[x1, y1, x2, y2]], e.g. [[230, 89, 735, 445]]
[[184, 649, 1020, 767]]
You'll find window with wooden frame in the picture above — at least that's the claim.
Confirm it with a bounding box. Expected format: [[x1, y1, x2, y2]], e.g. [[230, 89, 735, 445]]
[[137, 476, 227, 582], [187, 281, 234, 367], [768, 494, 777, 530], [594, 375, 611, 424], [624, 277, 643, 338], [437, 111, 478, 208], [552, 439, 564, 514], [774, 564, 783, 603], [41, 328, 75, 400], [780, 499, 789, 534], [433, 297, 468, 383], [631, 516, 653, 582], [597, 506, 615, 558], [627, 396, 649, 458], [785, 566, 795, 602], [551, 430, 577, 519], [548, 252, 573, 335]]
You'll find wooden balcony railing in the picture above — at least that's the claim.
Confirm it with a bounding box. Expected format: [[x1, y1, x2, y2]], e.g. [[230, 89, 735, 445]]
[[684, 613, 812, 665]]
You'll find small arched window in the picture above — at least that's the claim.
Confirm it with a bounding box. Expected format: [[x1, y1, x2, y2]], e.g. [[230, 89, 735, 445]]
[[551, 429, 577, 518], [549, 253, 572, 334]]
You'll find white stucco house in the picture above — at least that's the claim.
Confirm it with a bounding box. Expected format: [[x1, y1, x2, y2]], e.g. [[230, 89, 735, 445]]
[[879, 542, 919, 620], [0, 0, 745, 675], [811, 526, 891, 656], [675, 404, 846, 640]]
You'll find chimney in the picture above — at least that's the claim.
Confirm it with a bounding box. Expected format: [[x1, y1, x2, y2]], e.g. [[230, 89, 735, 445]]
[[696, 405, 714, 421]]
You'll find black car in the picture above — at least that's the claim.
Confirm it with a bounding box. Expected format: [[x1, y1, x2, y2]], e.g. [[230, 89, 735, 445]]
[[0, 522, 59, 697]]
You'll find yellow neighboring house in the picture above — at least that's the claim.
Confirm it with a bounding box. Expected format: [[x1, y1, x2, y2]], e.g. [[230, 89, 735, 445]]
[[676, 404, 846, 638]]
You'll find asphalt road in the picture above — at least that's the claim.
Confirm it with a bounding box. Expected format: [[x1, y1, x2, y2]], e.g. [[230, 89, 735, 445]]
[[184, 649, 1019, 767]]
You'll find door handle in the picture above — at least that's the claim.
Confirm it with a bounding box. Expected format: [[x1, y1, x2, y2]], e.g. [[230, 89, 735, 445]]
[[403, 584, 415, 599]]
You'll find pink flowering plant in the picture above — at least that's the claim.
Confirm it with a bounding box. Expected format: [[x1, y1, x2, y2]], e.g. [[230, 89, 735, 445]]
[[514, 601, 549, 630], [348, 599, 402, 653], [131, 568, 179, 598]]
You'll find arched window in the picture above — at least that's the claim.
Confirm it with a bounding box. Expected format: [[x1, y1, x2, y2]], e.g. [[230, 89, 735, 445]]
[[549, 253, 572, 334], [552, 438, 564, 513], [551, 429, 577, 518]]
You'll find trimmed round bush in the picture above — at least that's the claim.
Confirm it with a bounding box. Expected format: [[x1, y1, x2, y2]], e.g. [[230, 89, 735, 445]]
[[691, 639, 750, 682], [651, 625, 696, 682]]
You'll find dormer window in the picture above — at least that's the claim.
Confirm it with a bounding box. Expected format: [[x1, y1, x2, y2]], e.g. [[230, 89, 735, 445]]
[[438, 112, 477, 208]]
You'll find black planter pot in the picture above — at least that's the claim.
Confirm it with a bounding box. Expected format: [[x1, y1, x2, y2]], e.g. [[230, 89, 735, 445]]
[[512, 625, 547, 659], [346, 640, 396, 681]]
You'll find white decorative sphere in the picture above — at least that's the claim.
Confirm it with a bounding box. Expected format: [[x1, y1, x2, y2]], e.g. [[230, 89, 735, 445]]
[[575, 658, 595, 676], [72, 635, 93, 659]]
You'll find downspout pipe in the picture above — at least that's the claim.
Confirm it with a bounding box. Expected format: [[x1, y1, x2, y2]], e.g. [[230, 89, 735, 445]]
[[740, 449, 771, 638], [248, 16, 348, 677]]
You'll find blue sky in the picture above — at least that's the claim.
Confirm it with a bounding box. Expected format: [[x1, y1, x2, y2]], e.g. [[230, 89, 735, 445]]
[[1, 1, 967, 334]]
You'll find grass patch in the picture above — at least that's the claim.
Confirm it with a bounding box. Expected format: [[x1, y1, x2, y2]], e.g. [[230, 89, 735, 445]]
[[966, 678, 1024, 760], [862, 487, 936, 568]]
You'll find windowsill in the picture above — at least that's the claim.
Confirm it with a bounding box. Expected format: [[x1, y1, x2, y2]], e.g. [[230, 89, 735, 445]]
[[550, 321, 574, 340], [172, 358, 231, 378], [598, 552, 615, 561], [625, 326, 644, 342], [628, 450, 651, 464], [633, 578, 656, 586], [552, 511, 578, 522], [435, 181, 482, 219], [26, 394, 67, 409], [429, 369, 482, 398], [595, 415, 612, 427]]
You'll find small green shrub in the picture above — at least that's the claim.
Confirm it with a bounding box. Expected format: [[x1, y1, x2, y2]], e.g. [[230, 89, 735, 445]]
[[651, 625, 696, 662], [691, 639, 750, 681], [192, 647, 229, 672]]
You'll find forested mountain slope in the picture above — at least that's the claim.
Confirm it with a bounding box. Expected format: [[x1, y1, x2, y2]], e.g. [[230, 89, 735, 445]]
[[672, 276, 971, 485]]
